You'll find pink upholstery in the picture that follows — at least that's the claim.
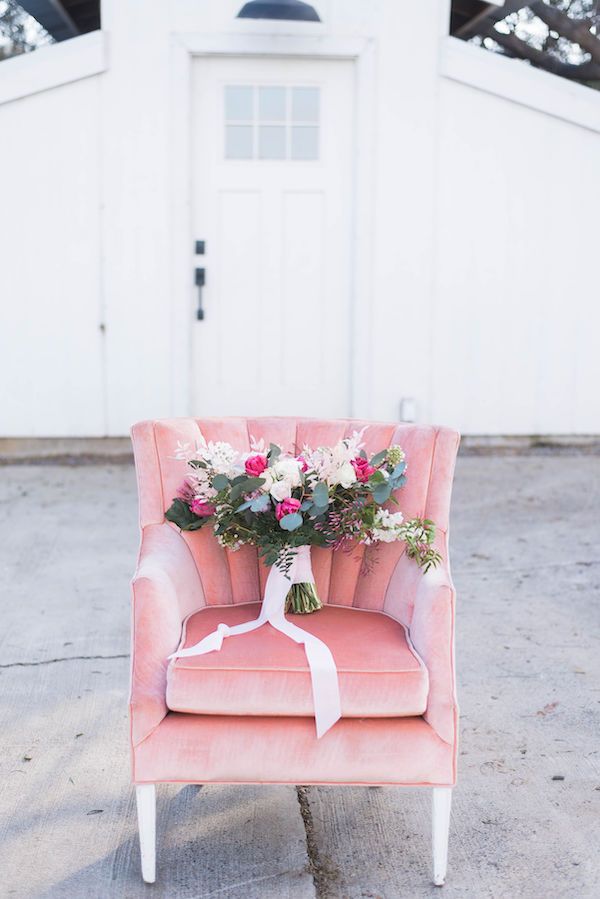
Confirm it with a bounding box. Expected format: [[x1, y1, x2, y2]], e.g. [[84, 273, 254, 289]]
[[166, 604, 428, 718], [130, 417, 460, 787], [133, 714, 455, 786]]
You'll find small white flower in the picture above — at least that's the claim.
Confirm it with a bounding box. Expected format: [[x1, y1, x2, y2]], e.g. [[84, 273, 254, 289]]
[[370, 508, 404, 544]]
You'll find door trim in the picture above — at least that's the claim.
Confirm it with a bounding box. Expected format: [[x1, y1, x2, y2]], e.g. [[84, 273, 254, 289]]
[[169, 33, 376, 420]]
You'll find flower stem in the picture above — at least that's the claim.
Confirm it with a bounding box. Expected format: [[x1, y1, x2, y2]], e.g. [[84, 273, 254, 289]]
[[285, 582, 323, 614]]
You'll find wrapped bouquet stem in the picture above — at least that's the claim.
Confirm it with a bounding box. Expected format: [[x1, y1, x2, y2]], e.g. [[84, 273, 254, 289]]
[[284, 545, 322, 614], [286, 580, 322, 614]]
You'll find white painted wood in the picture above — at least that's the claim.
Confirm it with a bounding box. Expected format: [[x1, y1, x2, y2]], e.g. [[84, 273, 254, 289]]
[[176, 33, 366, 58], [0, 76, 105, 436], [439, 36, 600, 135], [190, 54, 355, 417], [136, 784, 156, 884], [432, 787, 452, 886], [0, 31, 107, 106]]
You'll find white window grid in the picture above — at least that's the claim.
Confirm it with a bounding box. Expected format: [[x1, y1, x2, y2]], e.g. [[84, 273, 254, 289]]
[[225, 84, 320, 161]]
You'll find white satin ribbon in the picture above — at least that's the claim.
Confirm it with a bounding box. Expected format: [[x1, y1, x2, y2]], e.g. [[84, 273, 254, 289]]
[[168, 545, 341, 738]]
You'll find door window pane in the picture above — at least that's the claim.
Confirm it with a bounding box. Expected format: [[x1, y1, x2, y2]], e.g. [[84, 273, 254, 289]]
[[226, 125, 253, 159], [225, 85, 320, 160], [291, 125, 319, 160], [225, 86, 253, 121], [292, 87, 319, 122], [259, 86, 286, 121], [259, 125, 286, 159]]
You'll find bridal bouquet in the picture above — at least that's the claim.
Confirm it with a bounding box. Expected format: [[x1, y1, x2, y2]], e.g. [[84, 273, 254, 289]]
[[166, 431, 441, 613]]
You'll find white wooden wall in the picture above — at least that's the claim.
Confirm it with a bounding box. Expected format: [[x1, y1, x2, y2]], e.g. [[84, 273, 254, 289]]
[[0, 0, 598, 436]]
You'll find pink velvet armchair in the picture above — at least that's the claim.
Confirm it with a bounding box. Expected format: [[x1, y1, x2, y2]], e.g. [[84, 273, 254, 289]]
[[130, 417, 460, 886]]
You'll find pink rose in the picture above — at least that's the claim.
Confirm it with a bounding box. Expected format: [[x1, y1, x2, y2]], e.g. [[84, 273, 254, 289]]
[[190, 498, 216, 517], [275, 497, 302, 521], [296, 456, 309, 473], [245, 454, 268, 477], [351, 457, 376, 483]]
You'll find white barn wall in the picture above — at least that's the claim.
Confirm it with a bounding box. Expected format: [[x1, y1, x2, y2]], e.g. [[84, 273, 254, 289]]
[[367, 1, 440, 426], [1, 0, 599, 436], [99, 1, 173, 435], [0, 75, 105, 436], [431, 78, 600, 435]]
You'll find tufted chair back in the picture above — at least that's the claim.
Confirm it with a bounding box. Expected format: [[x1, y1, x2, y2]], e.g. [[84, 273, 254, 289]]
[[131, 417, 459, 620]]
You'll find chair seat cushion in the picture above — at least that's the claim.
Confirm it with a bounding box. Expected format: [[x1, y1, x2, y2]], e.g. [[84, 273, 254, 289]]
[[166, 604, 428, 718]]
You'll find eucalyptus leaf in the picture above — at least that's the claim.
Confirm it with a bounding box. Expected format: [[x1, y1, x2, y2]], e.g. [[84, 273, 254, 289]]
[[391, 461, 406, 479], [279, 512, 303, 531], [250, 493, 271, 512], [312, 481, 329, 507], [300, 500, 313, 511], [369, 450, 387, 467], [267, 443, 281, 466], [212, 474, 229, 491], [236, 499, 253, 513], [230, 476, 265, 501], [373, 483, 392, 504]]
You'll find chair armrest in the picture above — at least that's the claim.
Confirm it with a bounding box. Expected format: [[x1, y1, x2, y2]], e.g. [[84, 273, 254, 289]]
[[408, 537, 458, 746], [130, 522, 205, 746]]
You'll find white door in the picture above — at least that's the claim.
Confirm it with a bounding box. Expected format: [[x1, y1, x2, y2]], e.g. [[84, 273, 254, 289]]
[[191, 56, 355, 418]]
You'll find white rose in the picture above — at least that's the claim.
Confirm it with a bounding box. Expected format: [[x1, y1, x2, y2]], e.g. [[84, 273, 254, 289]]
[[270, 478, 293, 501], [273, 458, 302, 487], [260, 469, 274, 492]]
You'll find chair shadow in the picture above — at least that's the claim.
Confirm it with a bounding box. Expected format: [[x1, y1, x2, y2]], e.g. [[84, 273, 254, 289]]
[[38, 783, 312, 899]]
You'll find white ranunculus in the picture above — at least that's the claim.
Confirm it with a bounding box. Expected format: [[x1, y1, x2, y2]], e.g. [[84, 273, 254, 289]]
[[336, 461, 357, 489], [273, 457, 302, 487], [270, 478, 293, 501]]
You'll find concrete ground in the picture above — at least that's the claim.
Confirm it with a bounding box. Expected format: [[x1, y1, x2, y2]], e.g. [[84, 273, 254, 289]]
[[0, 453, 599, 898]]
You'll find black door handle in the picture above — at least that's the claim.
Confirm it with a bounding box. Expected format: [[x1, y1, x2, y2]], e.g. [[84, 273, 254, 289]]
[[195, 267, 206, 320], [195, 241, 206, 320]]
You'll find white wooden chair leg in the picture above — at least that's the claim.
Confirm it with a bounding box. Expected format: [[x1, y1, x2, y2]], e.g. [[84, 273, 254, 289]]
[[432, 786, 452, 886], [136, 784, 156, 883]]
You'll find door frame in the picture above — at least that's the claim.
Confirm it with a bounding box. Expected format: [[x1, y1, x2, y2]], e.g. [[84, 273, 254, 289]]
[[169, 32, 375, 421]]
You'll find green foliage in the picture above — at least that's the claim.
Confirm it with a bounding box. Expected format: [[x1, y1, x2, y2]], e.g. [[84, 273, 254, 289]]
[[402, 518, 442, 572], [165, 499, 210, 532], [230, 476, 265, 501], [372, 483, 392, 504]]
